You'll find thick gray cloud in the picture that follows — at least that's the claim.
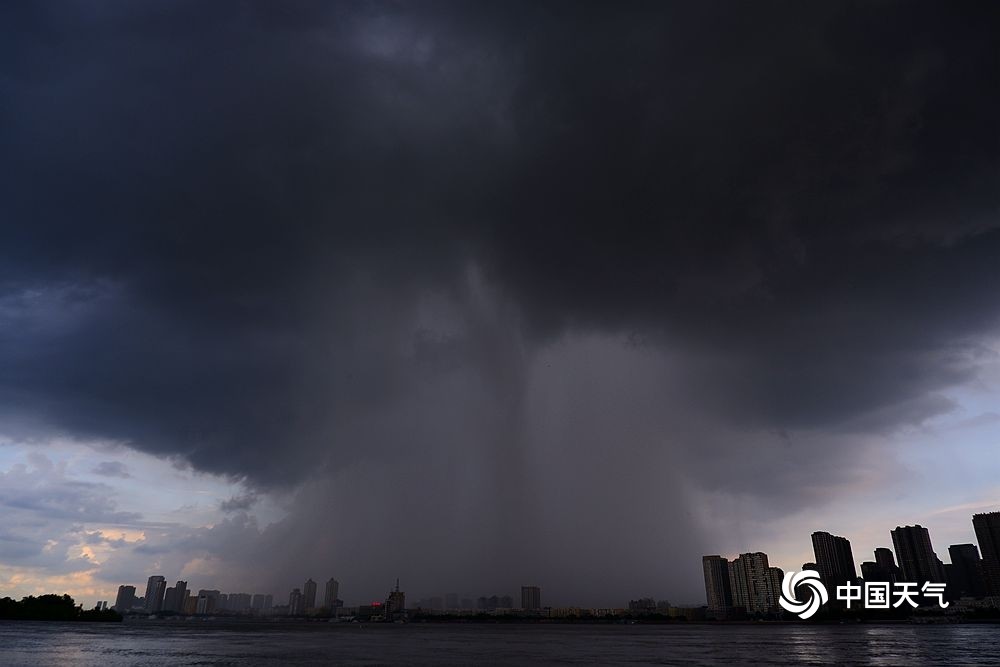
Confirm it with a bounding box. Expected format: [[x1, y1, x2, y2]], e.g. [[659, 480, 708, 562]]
[[1, 1, 999, 603], [0, 453, 139, 568], [92, 461, 131, 478], [219, 492, 258, 513]]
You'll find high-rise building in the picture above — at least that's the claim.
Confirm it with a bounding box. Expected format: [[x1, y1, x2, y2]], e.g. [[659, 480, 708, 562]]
[[195, 591, 210, 615], [288, 588, 304, 616], [521, 586, 541, 611], [702, 555, 734, 616], [628, 598, 657, 613], [144, 576, 166, 613], [728, 552, 779, 615], [196, 590, 221, 614], [873, 547, 901, 582], [811, 531, 858, 590], [768, 567, 784, 610], [303, 579, 317, 610], [114, 585, 136, 612], [860, 561, 894, 583], [973, 511, 1000, 596], [415, 596, 444, 611], [324, 578, 340, 609], [176, 581, 189, 612], [163, 586, 177, 613], [227, 593, 252, 613], [891, 525, 946, 585], [162, 581, 188, 613], [385, 579, 405, 619], [251, 593, 273, 612], [445, 593, 459, 610], [948, 544, 986, 598]]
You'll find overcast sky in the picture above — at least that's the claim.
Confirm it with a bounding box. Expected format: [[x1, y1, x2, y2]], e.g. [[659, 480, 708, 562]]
[[1, 1, 999, 608]]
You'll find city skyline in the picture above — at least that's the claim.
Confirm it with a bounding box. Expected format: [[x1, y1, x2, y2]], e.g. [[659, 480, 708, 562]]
[[84, 510, 1000, 613], [0, 435, 996, 609], [105, 573, 555, 618], [704, 510, 1000, 618], [2, 1, 999, 613]]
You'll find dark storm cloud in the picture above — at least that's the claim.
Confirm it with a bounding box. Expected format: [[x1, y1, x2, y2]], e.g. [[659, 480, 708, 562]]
[[1, 0, 519, 485], [2, 1, 999, 601], [489, 1, 1000, 428]]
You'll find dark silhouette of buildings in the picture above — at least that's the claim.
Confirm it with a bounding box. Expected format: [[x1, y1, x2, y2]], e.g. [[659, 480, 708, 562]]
[[476, 594, 512, 611], [728, 552, 781, 616], [521, 586, 541, 611], [302, 578, 317, 611], [288, 588, 304, 615], [702, 510, 1000, 614], [811, 531, 857, 591], [891, 525, 946, 585], [873, 547, 902, 582], [385, 579, 405, 620], [112, 573, 279, 617], [861, 561, 891, 582], [323, 578, 340, 610], [973, 511, 1000, 596], [861, 547, 901, 584], [197, 590, 222, 614], [947, 544, 986, 598], [702, 555, 734, 618], [144, 576, 166, 613], [251, 593, 273, 612], [113, 585, 136, 612], [627, 598, 657, 613], [162, 581, 188, 613], [413, 596, 444, 611]]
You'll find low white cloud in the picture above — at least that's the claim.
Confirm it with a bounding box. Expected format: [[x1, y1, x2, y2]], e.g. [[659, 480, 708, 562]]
[[0, 439, 276, 605]]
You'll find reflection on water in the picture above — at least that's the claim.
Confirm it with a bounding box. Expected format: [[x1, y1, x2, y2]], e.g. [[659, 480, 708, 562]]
[[0, 620, 997, 666]]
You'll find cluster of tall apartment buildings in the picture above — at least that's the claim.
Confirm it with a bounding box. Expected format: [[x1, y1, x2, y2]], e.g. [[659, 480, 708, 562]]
[[285, 577, 342, 616], [411, 587, 543, 614], [372, 585, 544, 621], [109, 576, 544, 620], [112, 576, 276, 615], [703, 510, 1000, 618], [112, 575, 340, 617]]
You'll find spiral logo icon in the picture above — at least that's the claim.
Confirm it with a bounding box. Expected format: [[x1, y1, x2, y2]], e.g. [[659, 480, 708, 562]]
[[778, 570, 828, 619]]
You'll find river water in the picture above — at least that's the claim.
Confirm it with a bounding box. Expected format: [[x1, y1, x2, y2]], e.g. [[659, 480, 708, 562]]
[[1, 620, 997, 665]]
